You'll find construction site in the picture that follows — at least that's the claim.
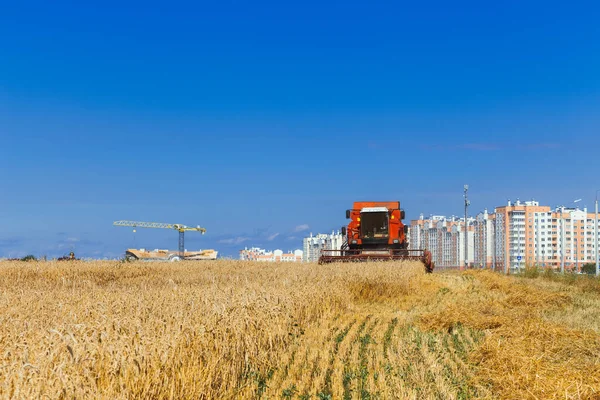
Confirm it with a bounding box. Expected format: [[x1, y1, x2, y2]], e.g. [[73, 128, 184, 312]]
[[112, 220, 218, 262]]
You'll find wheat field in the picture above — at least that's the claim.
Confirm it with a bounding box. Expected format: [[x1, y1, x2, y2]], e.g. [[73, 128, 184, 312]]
[[1, 260, 599, 399]]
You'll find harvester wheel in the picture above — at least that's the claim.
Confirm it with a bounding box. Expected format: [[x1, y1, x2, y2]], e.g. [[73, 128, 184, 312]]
[[422, 250, 434, 273], [428, 262, 435, 274]]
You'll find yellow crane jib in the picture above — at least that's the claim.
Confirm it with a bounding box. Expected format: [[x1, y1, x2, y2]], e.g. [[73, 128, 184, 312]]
[[113, 220, 207, 257]]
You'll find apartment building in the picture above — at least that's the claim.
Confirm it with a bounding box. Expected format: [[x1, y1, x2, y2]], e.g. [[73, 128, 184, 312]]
[[473, 209, 495, 269], [239, 247, 303, 262], [411, 198, 600, 273], [494, 200, 600, 272], [456, 222, 475, 268], [409, 215, 426, 252], [409, 215, 474, 268], [302, 231, 344, 262], [532, 207, 599, 271], [494, 200, 551, 271]]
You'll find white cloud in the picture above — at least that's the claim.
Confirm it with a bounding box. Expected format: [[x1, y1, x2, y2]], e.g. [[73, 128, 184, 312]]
[[218, 237, 250, 245], [293, 224, 310, 232], [267, 233, 280, 241], [66, 237, 80, 243]]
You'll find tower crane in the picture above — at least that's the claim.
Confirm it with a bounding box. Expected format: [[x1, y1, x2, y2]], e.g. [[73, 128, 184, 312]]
[[113, 221, 206, 258]]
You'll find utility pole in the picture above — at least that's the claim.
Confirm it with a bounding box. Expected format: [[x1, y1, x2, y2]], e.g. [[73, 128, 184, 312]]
[[464, 185, 470, 270], [594, 190, 600, 276]]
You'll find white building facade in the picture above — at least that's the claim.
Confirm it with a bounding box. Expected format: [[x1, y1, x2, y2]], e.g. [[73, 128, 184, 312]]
[[302, 231, 345, 262], [532, 207, 599, 271], [409, 215, 475, 268], [474, 209, 495, 269]]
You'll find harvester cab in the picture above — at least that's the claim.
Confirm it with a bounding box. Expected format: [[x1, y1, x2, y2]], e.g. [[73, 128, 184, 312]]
[[319, 201, 434, 273]]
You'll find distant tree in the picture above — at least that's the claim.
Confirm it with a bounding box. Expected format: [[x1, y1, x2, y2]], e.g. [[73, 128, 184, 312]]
[[20, 255, 37, 262], [582, 263, 597, 275]]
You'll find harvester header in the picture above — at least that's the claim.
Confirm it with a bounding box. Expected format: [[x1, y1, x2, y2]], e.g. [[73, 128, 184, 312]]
[[319, 201, 434, 273]]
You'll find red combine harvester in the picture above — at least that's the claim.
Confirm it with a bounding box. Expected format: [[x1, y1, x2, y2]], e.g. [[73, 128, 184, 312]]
[[318, 201, 434, 273]]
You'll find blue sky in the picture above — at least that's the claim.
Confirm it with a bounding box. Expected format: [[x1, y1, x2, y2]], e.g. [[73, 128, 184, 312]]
[[1, 0, 599, 258]]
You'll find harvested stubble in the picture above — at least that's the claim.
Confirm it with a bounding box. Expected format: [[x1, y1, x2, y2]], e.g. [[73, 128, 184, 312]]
[[0, 260, 599, 399], [419, 271, 600, 400]]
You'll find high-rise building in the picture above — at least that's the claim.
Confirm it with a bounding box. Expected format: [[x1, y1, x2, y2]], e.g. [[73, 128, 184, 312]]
[[473, 209, 495, 269], [302, 231, 344, 262], [409, 214, 426, 253], [409, 215, 474, 268], [532, 206, 598, 271], [494, 200, 550, 272], [411, 198, 600, 273]]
